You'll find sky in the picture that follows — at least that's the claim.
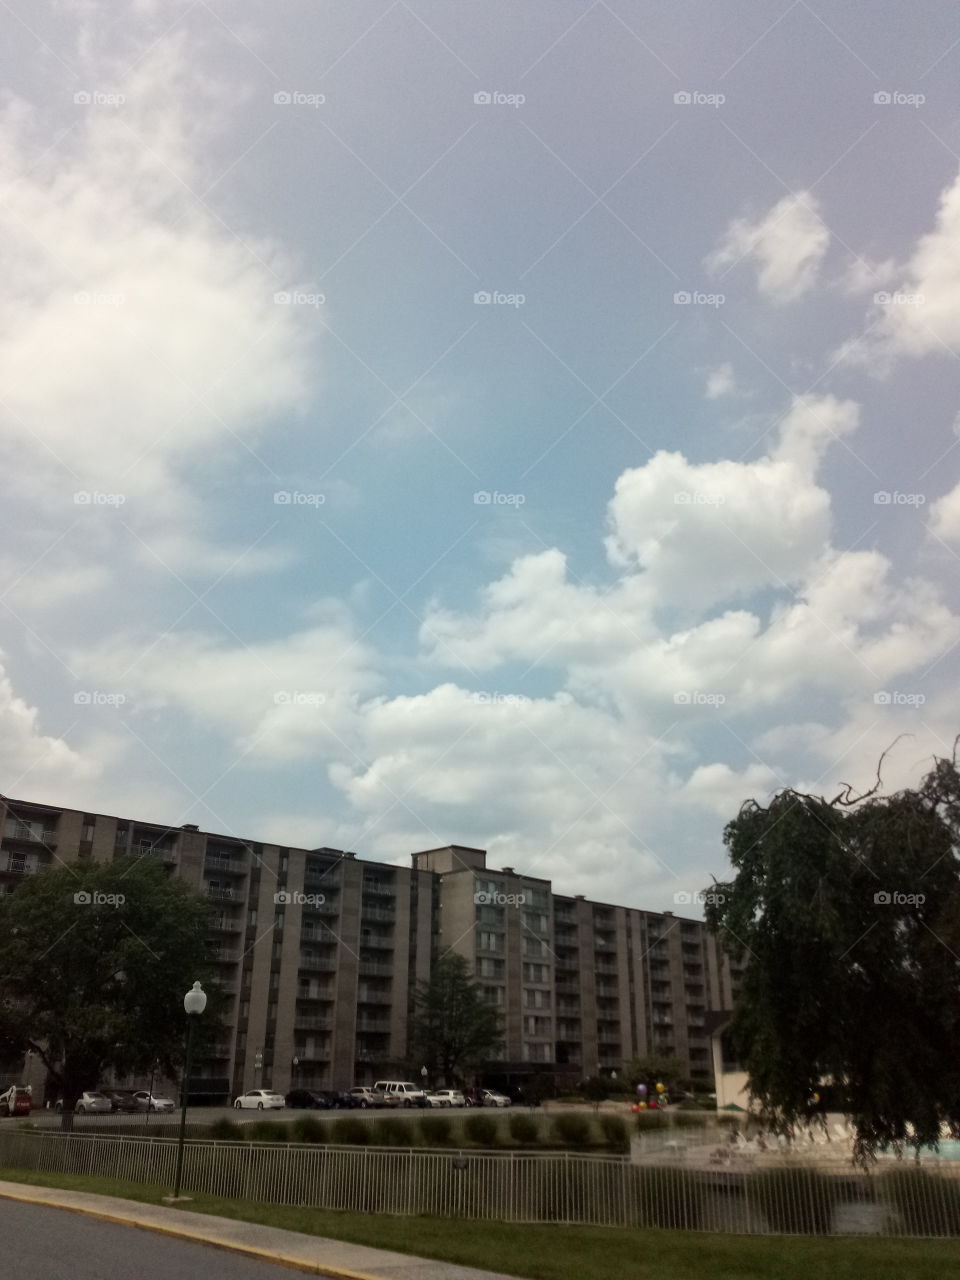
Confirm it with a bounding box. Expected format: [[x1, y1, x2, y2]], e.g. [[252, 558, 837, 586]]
[[1, 0, 959, 913]]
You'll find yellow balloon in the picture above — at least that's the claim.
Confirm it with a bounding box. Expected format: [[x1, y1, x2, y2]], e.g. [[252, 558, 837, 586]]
[[655, 1082, 665, 1093], [638, 1101, 648, 1109]]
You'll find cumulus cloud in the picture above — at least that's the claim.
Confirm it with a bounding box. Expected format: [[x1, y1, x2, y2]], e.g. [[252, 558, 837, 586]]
[[706, 193, 830, 302], [838, 170, 960, 370], [929, 481, 960, 544], [704, 363, 737, 399]]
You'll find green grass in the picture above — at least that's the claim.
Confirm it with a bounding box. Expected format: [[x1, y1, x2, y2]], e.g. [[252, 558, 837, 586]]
[[1, 1166, 959, 1279]]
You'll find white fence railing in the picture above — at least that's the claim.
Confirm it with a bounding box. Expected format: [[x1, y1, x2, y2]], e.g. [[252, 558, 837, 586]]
[[0, 1129, 958, 1236]]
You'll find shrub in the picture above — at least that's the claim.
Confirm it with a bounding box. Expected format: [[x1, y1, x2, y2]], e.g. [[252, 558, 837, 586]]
[[508, 1113, 541, 1145], [464, 1113, 499, 1146], [373, 1116, 415, 1147], [248, 1119, 289, 1143], [879, 1167, 960, 1237], [598, 1114, 628, 1151], [334, 1116, 371, 1146], [552, 1113, 592, 1147], [634, 1110, 669, 1131], [291, 1115, 327, 1144], [634, 1166, 706, 1230], [672, 1110, 712, 1128], [419, 1114, 454, 1146], [746, 1167, 839, 1235], [716, 1112, 743, 1127], [207, 1117, 245, 1142]]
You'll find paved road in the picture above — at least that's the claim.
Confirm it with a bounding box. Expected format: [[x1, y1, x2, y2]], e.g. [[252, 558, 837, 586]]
[[0, 1198, 310, 1279]]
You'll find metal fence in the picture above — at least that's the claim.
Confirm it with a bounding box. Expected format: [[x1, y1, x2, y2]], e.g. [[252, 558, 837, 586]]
[[0, 1129, 959, 1237]]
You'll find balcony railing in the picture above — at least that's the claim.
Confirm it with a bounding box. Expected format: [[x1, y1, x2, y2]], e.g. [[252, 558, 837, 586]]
[[358, 961, 391, 976], [204, 854, 245, 874], [299, 956, 337, 973], [3, 826, 56, 849], [357, 987, 392, 1003], [356, 1018, 390, 1033], [207, 887, 236, 902], [294, 1016, 332, 1031], [297, 987, 334, 1001], [208, 916, 242, 933], [207, 949, 240, 963], [360, 905, 395, 922], [197, 1043, 233, 1058], [1, 857, 38, 874]]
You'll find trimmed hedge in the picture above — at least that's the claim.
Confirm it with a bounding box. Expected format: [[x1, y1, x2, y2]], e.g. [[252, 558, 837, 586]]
[[551, 1113, 592, 1147], [419, 1114, 454, 1146], [598, 1115, 628, 1151], [291, 1115, 327, 1144], [464, 1114, 499, 1146], [508, 1113, 542, 1145]]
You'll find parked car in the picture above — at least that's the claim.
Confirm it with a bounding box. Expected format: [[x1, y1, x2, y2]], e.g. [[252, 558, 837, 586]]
[[285, 1089, 338, 1110], [429, 1089, 466, 1108], [132, 1091, 176, 1113], [481, 1089, 511, 1108], [233, 1089, 285, 1111], [74, 1091, 113, 1114], [0, 1085, 32, 1117], [104, 1090, 140, 1113], [332, 1091, 362, 1109], [347, 1087, 384, 1109], [423, 1090, 450, 1107], [373, 1080, 429, 1108]]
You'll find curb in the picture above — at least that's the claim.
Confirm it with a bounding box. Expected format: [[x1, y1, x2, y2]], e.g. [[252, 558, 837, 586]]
[[0, 1186, 387, 1279]]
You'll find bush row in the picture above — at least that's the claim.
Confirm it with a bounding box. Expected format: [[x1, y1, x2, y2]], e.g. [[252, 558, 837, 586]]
[[205, 1112, 631, 1150]]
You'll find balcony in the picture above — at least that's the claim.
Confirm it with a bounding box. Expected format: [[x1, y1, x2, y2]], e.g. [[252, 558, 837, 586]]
[[198, 1043, 233, 1058], [358, 960, 391, 977], [361, 879, 394, 897], [207, 887, 236, 902], [361, 905, 395, 922], [356, 1017, 391, 1033], [301, 928, 336, 945], [297, 987, 334, 1001], [295, 1015, 332, 1031], [359, 934, 393, 950], [299, 955, 337, 973], [208, 916, 242, 933], [1, 855, 39, 874], [207, 948, 240, 963], [357, 987, 391, 1003], [3, 825, 56, 850], [204, 854, 245, 874]]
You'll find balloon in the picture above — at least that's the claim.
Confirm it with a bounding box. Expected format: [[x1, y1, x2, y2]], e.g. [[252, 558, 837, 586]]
[[631, 1104, 640, 1113], [637, 1084, 647, 1096], [638, 1101, 647, 1110], [655, 1082, 665, 1093], [649, 1101, 658, 1109]]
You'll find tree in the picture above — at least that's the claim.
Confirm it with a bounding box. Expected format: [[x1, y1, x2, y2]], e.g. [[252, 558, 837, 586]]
[[621, 1053, 692, 1094], [705, 748, 960, 1163], [409, 953, 503, 1085], [0, 856, 226, 1127]]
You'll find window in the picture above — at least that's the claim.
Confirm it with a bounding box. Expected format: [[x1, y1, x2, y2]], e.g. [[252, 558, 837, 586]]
[[476, 878, 502, 900], [478, 957, 505, 978], [248, 908, 257, 926], [476, 905, 504, 926], [524, 988, 550, 1009], [523, 963, 549, 983], [482, 985, 504, 1006], [522, 1042, 551, 1062], [523, 912, 549, 932], [523, 937, 548, 957], [478, 931, 503, 953], [524, 1015, 551, 1036]]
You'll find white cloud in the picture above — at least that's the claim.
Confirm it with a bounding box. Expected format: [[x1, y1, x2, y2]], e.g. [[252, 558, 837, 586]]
[[704, 362, 737, 399], [706, 193, 830, 302], [839, 170, 960, 370], [928, 481, 960, 544], [0, 654, 98, 788]]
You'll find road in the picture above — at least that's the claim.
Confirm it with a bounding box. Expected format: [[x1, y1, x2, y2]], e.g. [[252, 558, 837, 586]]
[[1, 1198, 306, 1278]]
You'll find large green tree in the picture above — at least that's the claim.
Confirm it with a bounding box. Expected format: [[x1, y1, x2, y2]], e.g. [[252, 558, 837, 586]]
[[409, 952, 503, 1085], [705, 749, 960, 1162], [0, 856, 225, 1126]]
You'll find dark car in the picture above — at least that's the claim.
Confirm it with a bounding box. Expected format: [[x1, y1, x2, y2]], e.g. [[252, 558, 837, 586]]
[[285, 1089, 338, 1110], [105, 1090, 140, 1113], [332, 1091, 362, 1109]]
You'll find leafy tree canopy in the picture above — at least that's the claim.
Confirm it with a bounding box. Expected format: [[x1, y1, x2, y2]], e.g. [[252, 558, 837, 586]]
[[0, 856, 226, 1123], [409, 952, 503, 1085], [705, 748, 960, 1162]]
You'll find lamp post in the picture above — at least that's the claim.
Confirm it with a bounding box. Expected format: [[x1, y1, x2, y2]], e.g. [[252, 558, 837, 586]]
[[172, 981, 206, 1200], [420, 1065, 428, 1092], [292, 1055, 300, 1090]]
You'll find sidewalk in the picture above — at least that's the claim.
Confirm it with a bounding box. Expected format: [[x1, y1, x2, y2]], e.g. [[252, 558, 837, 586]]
[[0, 1180, 523, 1280]]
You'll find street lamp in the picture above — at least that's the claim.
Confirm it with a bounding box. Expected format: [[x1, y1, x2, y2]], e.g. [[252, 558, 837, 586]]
[[172, 981, 206, 1200], [292, 1055, 300, 1089], [420, 1065, 428, 1091]]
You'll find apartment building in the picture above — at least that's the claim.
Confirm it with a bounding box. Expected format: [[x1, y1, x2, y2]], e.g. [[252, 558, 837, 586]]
[[0, 794, 733, 1097]]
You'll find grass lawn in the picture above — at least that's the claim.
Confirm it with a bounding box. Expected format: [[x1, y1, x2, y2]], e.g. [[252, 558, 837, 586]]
[[1, 1166, 958, 1279]]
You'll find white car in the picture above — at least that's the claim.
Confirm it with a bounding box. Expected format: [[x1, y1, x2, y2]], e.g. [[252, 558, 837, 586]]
[[429, 1089, 466, 1108], [74, 1091, 113, 1114], [133, 1091, 175, 1113], [234, 1089, 286, 1111], [481, 1089, 511, 1108]]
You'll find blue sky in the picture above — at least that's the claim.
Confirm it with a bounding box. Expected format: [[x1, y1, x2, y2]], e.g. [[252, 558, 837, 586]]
[[1, 1, 958, 910]]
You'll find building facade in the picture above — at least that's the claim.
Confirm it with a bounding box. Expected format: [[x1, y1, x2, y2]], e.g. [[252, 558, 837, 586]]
[[0, 794, 736, 1098]]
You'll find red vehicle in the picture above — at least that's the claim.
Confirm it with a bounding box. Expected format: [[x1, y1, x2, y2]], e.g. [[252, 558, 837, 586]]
[[0, 1086, 32, 1116]]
